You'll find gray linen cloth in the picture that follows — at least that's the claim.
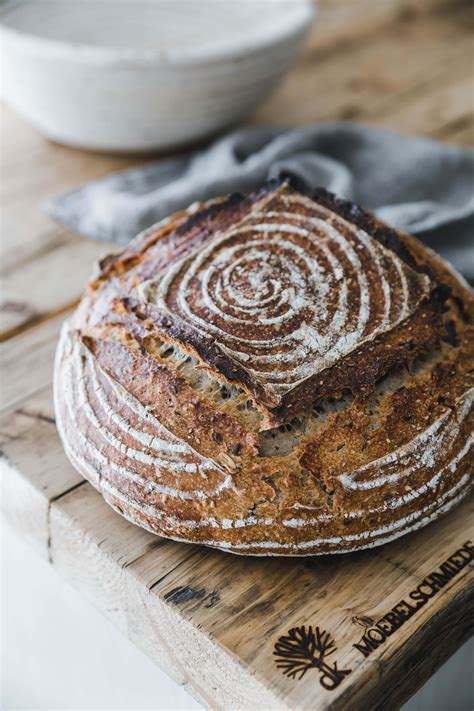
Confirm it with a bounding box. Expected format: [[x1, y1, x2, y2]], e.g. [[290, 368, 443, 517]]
[[44, 123, 474, 281]]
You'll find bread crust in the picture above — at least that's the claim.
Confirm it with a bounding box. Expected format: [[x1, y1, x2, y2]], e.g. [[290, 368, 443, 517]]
[[54, 181, 473, 555]]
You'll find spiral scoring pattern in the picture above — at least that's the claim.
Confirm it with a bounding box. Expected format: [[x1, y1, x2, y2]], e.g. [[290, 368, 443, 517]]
[[53, 185, 473, 555], [140, 191, 431, 406]]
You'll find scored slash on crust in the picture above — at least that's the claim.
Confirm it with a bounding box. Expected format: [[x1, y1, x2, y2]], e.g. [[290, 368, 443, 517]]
[[54, 180, 474, 556], [54, 321, 473, 553], [133, 186, 436, 424]]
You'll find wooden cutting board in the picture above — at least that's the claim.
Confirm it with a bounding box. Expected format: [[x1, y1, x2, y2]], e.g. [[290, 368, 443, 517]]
[[1, 2, 473, 707], [1, 313, 473, 711]]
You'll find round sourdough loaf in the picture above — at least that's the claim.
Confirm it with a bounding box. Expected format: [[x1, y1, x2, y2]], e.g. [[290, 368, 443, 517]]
[[54, 180, 473, 555]]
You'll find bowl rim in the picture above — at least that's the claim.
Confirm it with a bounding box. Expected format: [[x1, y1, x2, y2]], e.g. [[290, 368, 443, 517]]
[[0, 0, 315, 66]]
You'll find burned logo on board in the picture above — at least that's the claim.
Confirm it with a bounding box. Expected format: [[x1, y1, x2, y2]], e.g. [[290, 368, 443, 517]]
[[273, 625, 351, 689]]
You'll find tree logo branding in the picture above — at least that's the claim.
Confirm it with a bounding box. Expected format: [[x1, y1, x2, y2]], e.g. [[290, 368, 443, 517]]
[[273, 625, 351, 689]]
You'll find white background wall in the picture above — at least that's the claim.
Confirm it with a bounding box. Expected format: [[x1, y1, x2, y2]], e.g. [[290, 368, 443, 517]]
[[2, 520, 472, 711]]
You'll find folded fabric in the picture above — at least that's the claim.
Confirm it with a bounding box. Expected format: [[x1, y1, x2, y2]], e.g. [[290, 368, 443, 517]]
[[44, 123, 474, 281]]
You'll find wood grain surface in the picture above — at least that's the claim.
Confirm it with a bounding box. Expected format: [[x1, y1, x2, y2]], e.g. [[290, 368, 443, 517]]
[[1, 1, 473, 708]]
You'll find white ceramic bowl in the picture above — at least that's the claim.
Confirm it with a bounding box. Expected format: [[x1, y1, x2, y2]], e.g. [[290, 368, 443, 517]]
[[0, 0, 314, 152]]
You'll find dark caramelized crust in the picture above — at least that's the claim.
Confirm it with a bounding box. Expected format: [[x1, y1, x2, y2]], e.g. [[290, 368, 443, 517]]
[[54, 180, 473, 556], [89, 181, 447, 424]]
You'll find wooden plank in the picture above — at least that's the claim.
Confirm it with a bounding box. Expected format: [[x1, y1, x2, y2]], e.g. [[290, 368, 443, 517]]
[[136, 503, 473, 711], [0, 315, 75, 555], [0, 106, 144, 271], [0, 393, 84, 557], [0, 236, 107, 340], [309, 0, 468, 55], [1, 389, 472, 709], [441, 121, 474, 147], [0, 309, 71, 413], [377, 75, 474, 138], [255, 7, 474, 131]]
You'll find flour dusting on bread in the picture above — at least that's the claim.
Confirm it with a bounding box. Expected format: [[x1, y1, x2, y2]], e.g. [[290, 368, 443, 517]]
[[54, 180, 473, 555], [136, 187, 433, 417]]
